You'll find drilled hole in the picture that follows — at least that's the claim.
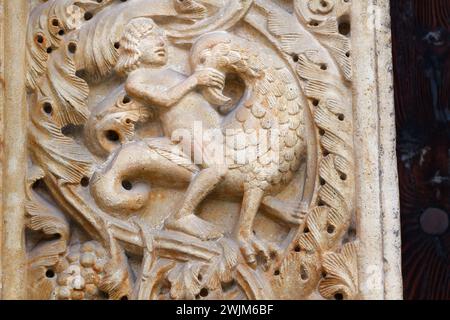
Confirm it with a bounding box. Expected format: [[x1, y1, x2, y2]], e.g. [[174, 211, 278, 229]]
[[327, 224, 335, 234], [52, 19, 59, 27], [292, 54, 299, 63], [46, 269, 55, 278], [122, 95, 131, 104], [338, 114, 345, 121], [334, 293, 344, 300], [75, 69, 86, 79], [84, 12, 93, 20], [80, 176, 90, 187], [274, 270, 280, 276], [105, 130, 120, 142], [199, 288, 209, 297], [338, 22, 351, 36], [43, 102, 53, 114], [114, 42, 120, 49], [122, 180, 133, 191], [294, 245, 301, 252], [68, 42, 77, 54]]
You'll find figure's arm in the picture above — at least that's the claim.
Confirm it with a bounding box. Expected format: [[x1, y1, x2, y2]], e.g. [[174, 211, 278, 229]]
[[125, 69, 225, 108], [125, 76, 196, 108]]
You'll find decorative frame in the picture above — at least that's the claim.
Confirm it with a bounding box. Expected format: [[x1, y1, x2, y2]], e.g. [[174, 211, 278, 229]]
[[0, 0, 402, 300]]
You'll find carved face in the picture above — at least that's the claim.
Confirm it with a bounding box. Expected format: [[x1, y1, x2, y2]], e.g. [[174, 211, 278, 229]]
[[138, 31, 169, 67]]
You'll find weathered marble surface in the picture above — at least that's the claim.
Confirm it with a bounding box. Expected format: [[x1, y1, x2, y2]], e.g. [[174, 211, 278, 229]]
[[0, 0, 402, 300]]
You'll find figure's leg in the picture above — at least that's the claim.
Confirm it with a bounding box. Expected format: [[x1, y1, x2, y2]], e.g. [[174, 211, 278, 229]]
[[165, 164, 227, 240], [165, 138, 228, 240], [173, 164, 228, 220]]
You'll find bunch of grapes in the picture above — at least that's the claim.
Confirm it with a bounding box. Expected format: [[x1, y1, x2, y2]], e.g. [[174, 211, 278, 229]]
[[51, 241, 109, 300]]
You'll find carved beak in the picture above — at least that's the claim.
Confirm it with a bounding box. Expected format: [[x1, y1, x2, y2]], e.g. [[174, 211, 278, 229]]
[[202, 86, 232, 107]]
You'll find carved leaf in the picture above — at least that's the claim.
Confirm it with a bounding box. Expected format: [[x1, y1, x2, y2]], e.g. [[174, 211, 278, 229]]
[[26, 0, 111, 90], [205, 238, 239, 290], [29, 121, 93, 184], [98, 260, 132, 300], [26, 166, 70, 267], [294, 0, 352, 81], [272, 251, 320, 299], [297, 206, 331, 253], [167, 263, 203, 300], [26, 166, 71, 300], [45, 43, 90, 126], [319, 242, 359, 300], [174, 0, 207, 21]]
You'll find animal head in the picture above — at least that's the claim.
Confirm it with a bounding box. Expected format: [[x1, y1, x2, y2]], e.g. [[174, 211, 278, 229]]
[[85, 86, 153, 158], [190, 31, 264, 107]]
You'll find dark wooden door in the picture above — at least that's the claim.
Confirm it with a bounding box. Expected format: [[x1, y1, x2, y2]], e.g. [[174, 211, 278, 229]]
[[391, 0, 450, 300]]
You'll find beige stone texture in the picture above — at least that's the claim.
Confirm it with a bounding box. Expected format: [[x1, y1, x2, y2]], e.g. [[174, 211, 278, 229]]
[[0, 0, 402, 300]]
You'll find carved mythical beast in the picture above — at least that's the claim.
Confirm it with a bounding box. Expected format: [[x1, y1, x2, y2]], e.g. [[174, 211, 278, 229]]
[[91, 27, 308, 267]]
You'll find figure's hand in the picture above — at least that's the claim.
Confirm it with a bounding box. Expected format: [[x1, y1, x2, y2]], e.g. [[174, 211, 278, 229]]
[[194, 68, 225, 88]]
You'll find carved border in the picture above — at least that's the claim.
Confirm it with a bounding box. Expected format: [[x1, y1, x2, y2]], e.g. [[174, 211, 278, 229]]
[[352, 0, 402, 300], [0, 0, 3, 297], [1, 0, 29, 300], [0, 0, 403, 300]]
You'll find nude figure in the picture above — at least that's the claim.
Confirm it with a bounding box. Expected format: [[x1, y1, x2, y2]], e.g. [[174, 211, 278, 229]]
[[95, 22, 308, 265], [115, 18, 233, 239]]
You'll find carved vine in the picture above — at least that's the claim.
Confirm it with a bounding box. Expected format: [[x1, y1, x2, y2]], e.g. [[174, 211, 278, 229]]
[[25, 0, 358, 300]]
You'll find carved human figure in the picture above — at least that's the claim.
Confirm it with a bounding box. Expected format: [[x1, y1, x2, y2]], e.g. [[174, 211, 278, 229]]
[[114, 17, 232, 238], [93, 23, 308, 266]]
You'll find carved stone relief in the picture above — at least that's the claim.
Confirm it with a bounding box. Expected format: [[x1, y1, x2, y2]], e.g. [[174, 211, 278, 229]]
[[0, 0, 400, 300]]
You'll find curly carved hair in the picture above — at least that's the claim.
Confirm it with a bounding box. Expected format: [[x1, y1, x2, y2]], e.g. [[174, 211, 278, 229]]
[[115, 17, 160, 76]]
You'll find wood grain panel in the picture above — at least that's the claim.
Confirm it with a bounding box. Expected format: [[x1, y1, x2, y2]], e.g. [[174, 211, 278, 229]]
[[391, 0, 450, 300]]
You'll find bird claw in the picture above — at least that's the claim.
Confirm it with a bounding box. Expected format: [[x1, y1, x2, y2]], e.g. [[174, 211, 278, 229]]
[[238, 235, 280, 269]]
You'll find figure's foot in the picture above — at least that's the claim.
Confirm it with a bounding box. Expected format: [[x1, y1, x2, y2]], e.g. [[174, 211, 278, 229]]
[[165, 214, 223, 241], [280, 201, 307, 226], [261, 197, 308, 226], [237, 235, 280, 269]]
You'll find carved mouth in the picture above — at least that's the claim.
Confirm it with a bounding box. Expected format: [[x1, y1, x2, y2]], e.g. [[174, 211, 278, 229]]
[[155, 48, 166, 56]]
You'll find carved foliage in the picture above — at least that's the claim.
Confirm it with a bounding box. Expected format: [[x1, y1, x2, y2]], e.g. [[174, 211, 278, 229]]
[[25, 0, 358, 300]]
